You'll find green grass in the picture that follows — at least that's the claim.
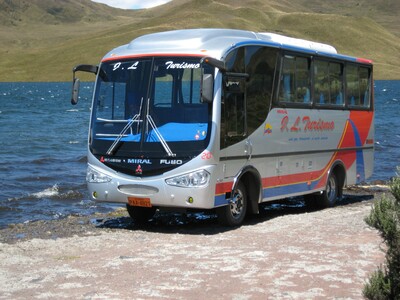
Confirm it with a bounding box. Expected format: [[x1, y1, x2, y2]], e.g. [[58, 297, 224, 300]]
[[1, 0, 399, 81]]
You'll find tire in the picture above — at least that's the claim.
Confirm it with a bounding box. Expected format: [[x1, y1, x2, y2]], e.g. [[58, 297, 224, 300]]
[[217, 181, 247, 226], [126, 204, 156, 224], [317, 172, 339, 208]]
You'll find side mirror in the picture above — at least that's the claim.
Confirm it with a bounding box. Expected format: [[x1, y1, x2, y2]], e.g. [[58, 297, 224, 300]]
[[201, 74, 213, 103], [201, 57, 226, 72], [71, 64, 98, 105], [71, 78, 80, 105]]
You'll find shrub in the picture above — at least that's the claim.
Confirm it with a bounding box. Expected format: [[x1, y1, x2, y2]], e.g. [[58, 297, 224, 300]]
[[364, 168, 400, 299]]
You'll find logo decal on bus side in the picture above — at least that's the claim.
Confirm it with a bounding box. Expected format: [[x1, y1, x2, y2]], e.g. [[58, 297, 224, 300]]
[[165, 61, 200, 69], [160, 159, 183, 165], [127, 159, 152, 164], [264, 123, 272, 135], [280, 115, 335, 132]]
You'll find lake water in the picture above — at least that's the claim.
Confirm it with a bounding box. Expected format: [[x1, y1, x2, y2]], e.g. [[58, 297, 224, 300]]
[[0, 81, 399, 228]]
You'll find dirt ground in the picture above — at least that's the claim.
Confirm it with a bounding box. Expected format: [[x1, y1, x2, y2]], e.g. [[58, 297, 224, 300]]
[[0, 186, 388, 299]]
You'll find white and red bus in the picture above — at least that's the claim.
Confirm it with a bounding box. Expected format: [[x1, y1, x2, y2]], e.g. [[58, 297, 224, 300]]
[[71, 29, 374, 226]]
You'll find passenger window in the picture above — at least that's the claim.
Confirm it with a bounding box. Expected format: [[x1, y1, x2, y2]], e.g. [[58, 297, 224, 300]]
[[279, 56, 295, 102], [295, 57, 311, 103], [279, 55, 311, 104], [314, 60, 329, 105], [346, 64, 371, 109], [359, 67, 371, 108], [329, 62, 344, 105], [314, 60, 344, 107], [346, 64, 360, 106]]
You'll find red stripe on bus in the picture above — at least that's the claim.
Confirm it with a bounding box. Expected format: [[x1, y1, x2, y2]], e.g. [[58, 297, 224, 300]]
[[101, 53, 206, 62]]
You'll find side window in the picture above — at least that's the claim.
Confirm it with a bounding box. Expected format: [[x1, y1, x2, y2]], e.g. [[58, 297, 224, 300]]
[[295, 57, 311, 103], [346, 64, 360, 106], [221, 48, 246, 148], [329, 62, 344, 105], [225, 48, 245, 73], [246, 46, 277, 135], [359, 67, 371, 108], [224, 86, 246, 138], [314, 60, 329, 104], [314, 60, 344, 107], [346, 65, 371, 109], [279, 55, 311, 104], [279, 55, 295, 102]]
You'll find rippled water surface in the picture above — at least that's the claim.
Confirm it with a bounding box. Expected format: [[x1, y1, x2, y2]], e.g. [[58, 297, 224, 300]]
[[0, 81, 399, 228]]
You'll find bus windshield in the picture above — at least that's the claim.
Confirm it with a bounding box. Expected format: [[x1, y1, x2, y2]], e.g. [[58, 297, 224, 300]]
[[90, 57, 213, 169]]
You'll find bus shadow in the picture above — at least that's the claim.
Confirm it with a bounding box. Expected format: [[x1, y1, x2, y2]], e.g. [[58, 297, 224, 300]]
[[248, 192, 374, 225], [95, 192, 374, 235]]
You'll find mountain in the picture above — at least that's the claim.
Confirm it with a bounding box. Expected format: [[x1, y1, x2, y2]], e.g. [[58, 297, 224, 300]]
[[0, 0, 399, 81]]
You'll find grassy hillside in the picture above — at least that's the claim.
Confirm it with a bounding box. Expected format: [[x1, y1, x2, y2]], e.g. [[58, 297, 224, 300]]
[[0, 0, 399, 81]]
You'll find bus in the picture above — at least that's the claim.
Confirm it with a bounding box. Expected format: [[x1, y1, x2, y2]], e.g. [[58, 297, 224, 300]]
[[71, 28, 374, 226]]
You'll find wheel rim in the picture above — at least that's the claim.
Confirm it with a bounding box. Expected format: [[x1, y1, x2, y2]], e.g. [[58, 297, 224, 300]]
[[230, 189, 245, 219], [326, 175, 337, 204]]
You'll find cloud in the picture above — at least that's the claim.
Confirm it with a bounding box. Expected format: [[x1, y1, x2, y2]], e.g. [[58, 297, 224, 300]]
[[92, 0, 171, 9]]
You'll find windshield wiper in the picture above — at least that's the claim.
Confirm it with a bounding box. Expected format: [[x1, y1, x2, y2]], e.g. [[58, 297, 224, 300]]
[[106, 97, 176, 157], [145, 98, 176, 157], [106, 98, 144, 155]]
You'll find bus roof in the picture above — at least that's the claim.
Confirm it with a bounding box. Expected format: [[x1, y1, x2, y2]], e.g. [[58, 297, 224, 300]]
[[102, 28, 370, 64]]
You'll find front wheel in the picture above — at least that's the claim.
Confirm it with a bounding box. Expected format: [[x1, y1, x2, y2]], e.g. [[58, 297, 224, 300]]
[[126, 204, 156, 224], [217, 181, 247, 226]]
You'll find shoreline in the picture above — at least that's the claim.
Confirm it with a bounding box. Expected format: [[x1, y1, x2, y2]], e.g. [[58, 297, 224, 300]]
[[0, 185, 388, 299], [0, 184, 390, 245]]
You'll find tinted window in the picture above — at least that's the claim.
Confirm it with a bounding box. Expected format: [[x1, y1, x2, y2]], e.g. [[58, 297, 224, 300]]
[[346, 64, 371, 108], [222, 48, 246, 147], [314, 60, 344, 106], [359, 67, 371, 108], [329, 62, 344, 105], [314, 60, 329, 104], [221, 46, 278, 148], [346, 64, 360, 106], [279, 55, 311, 104], [246, 46, 277, 135]]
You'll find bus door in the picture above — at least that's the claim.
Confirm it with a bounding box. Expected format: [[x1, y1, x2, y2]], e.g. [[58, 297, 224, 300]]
[[220, 74, 250, 178]]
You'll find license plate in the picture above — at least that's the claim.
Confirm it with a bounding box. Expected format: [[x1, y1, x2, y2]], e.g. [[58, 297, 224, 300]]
[[128, 197, 152, 207]]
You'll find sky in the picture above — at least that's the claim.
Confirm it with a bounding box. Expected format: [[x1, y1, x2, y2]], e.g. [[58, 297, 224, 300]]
[[92, 0, 171, 9]]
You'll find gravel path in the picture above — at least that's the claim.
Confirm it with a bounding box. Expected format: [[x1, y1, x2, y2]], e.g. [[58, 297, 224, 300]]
[[0, 187, 387, 299]]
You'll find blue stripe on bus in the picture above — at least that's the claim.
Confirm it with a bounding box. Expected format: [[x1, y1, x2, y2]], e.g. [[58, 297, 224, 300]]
[[214, 194, 229, 206], [348, 119, 366, 183], [214, 178, 323, 206], [262, 180, 321, 199]]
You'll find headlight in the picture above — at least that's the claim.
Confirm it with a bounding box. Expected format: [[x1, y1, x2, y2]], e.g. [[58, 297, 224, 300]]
[[165, 169, 210, 188], [86, 165, 111, 183]]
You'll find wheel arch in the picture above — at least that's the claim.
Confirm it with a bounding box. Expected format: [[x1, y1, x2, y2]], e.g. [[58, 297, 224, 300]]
[[232, 165, 262, 214], [329, 161, 347, 198]]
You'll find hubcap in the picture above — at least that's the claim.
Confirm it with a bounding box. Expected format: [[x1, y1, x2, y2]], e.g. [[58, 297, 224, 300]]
[[230, 189, 244, 218], [327, 175, 337, 204]]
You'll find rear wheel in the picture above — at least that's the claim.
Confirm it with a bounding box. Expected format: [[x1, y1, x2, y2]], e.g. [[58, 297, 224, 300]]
[[126, 204, 156, 224], [217, 181, 247, 226], [317, 172, 339, 208]]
